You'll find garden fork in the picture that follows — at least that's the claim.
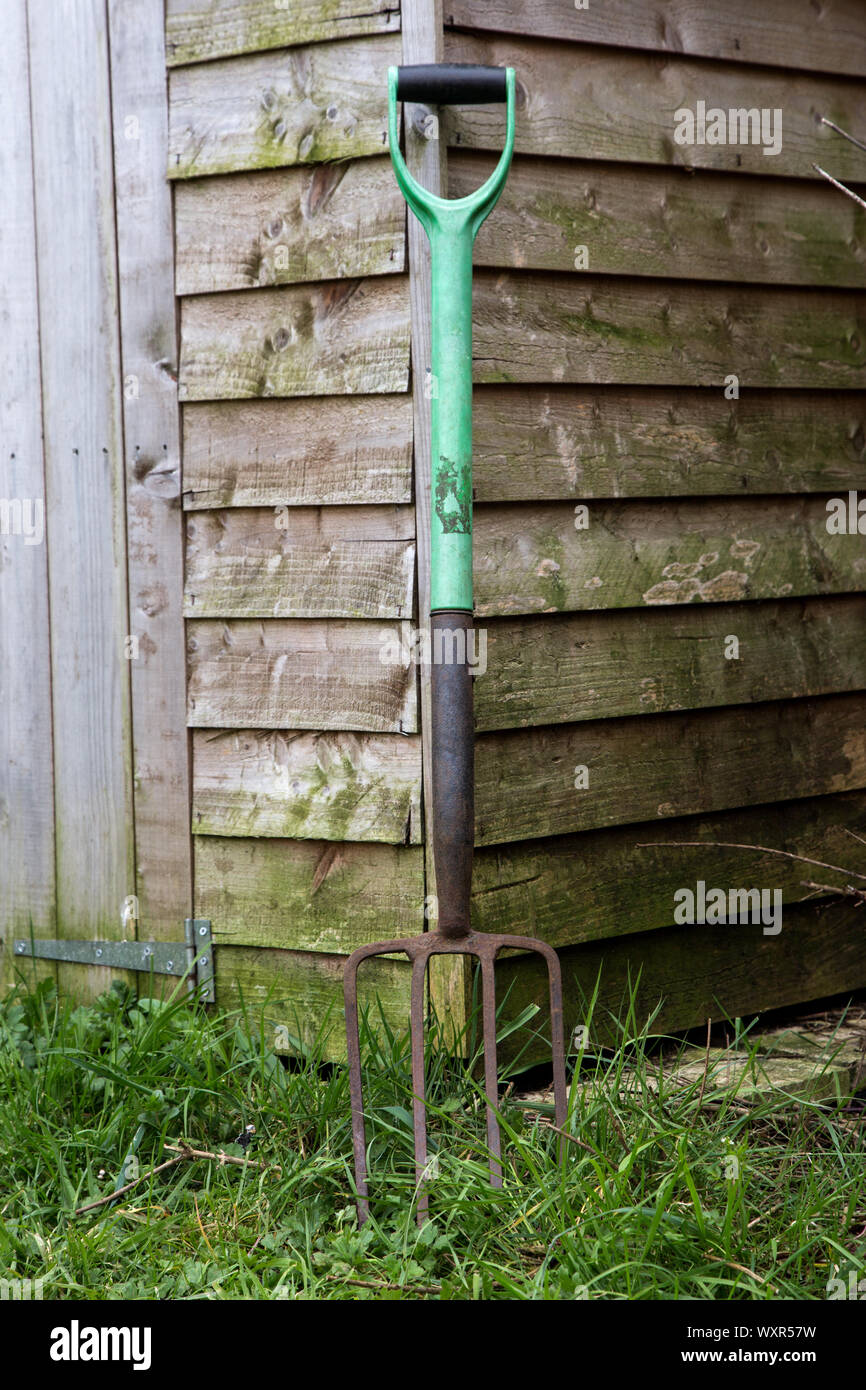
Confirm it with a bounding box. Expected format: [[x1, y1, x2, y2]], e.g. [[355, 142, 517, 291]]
[[343, 63, 567, 1225]]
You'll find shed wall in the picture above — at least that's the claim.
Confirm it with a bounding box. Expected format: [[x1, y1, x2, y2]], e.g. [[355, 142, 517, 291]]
[[168, 0, 866, 1053]]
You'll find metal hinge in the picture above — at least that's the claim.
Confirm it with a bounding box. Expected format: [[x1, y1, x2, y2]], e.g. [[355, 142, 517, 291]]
[[12, 919, 215, 1002]]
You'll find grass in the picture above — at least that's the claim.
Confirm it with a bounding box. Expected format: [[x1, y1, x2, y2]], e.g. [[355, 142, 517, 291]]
[[0, 975, 863, 1301]]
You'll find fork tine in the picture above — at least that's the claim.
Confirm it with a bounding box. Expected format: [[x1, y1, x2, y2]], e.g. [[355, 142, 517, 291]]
[[480, 952, 503, 1187], [409, 952, 430, 1224], [343, 949, 370, 1225]]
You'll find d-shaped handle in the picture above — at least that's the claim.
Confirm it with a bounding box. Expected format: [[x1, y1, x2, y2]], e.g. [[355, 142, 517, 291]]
[[395, 63, 508, 105], [387, 65, 515, 238]]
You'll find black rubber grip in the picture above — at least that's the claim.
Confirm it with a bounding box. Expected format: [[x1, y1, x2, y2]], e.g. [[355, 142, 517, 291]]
[[396, 63, 507, 105]]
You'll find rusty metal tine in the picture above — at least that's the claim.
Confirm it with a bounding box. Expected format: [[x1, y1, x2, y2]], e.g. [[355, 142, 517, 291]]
[[343, 951, 371, 1224], [480, 953, 503, 1187], [544, 946, 569, 1144], [409, 953, 430, 1224]]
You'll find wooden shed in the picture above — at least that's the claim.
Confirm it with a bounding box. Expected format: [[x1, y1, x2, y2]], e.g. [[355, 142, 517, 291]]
[[2, 0, 866, 1058]]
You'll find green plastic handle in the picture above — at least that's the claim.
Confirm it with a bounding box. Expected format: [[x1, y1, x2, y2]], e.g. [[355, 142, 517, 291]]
[[388, 65, 516, 614]]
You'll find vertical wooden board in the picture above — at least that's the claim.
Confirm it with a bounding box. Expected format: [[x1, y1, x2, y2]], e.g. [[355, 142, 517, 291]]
[[166, 0, 400, 67], [0, 0, 56, 988], [28, 0, 134, 993], [108, 0, 192, 939]]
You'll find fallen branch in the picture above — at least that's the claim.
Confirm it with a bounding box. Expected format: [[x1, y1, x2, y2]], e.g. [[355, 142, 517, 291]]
[[74, 1155, 186, 1215], [163, 1142, 279, 1173], [800, 879, 866, 904], [74, 1141, 280, 1216]]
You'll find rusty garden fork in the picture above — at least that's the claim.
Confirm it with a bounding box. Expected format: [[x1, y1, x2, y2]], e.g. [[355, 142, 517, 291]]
[[343, 62, 568, 1226]]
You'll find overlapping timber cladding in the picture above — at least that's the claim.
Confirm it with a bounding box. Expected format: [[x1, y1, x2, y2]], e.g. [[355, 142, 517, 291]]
[[168, 0, 866, 1059]]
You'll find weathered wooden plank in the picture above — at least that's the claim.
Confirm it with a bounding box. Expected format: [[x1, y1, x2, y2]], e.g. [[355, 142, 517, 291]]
[[179, 276, 410, 399], [166, 0, 400, 66], [28, 0, 135, 993], [474, 693, 866, 846], [109, 0, 192, 940], [446, 0, 866, 79], [215, 945, 410, 1063], [168, 33, 400, 178], [192, 729, 422, 841], [175, 157, 405, 294], [473, 495, 866, 617], [0, 0, 55, 986], [476, 597, 866, 730], [184, 505, 416, 618], [196, 838, 424, 953], [443, 35, 866, 184], [187, 619, 418, 732], [456, 151, 866, 288], [495, 899, 866, 1064], [193, 790, 866, 958], [470, 271, 866, 389], [471, 386, 866, 502], [182, 395, 413, 509], [471, 790, 866, 948]]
